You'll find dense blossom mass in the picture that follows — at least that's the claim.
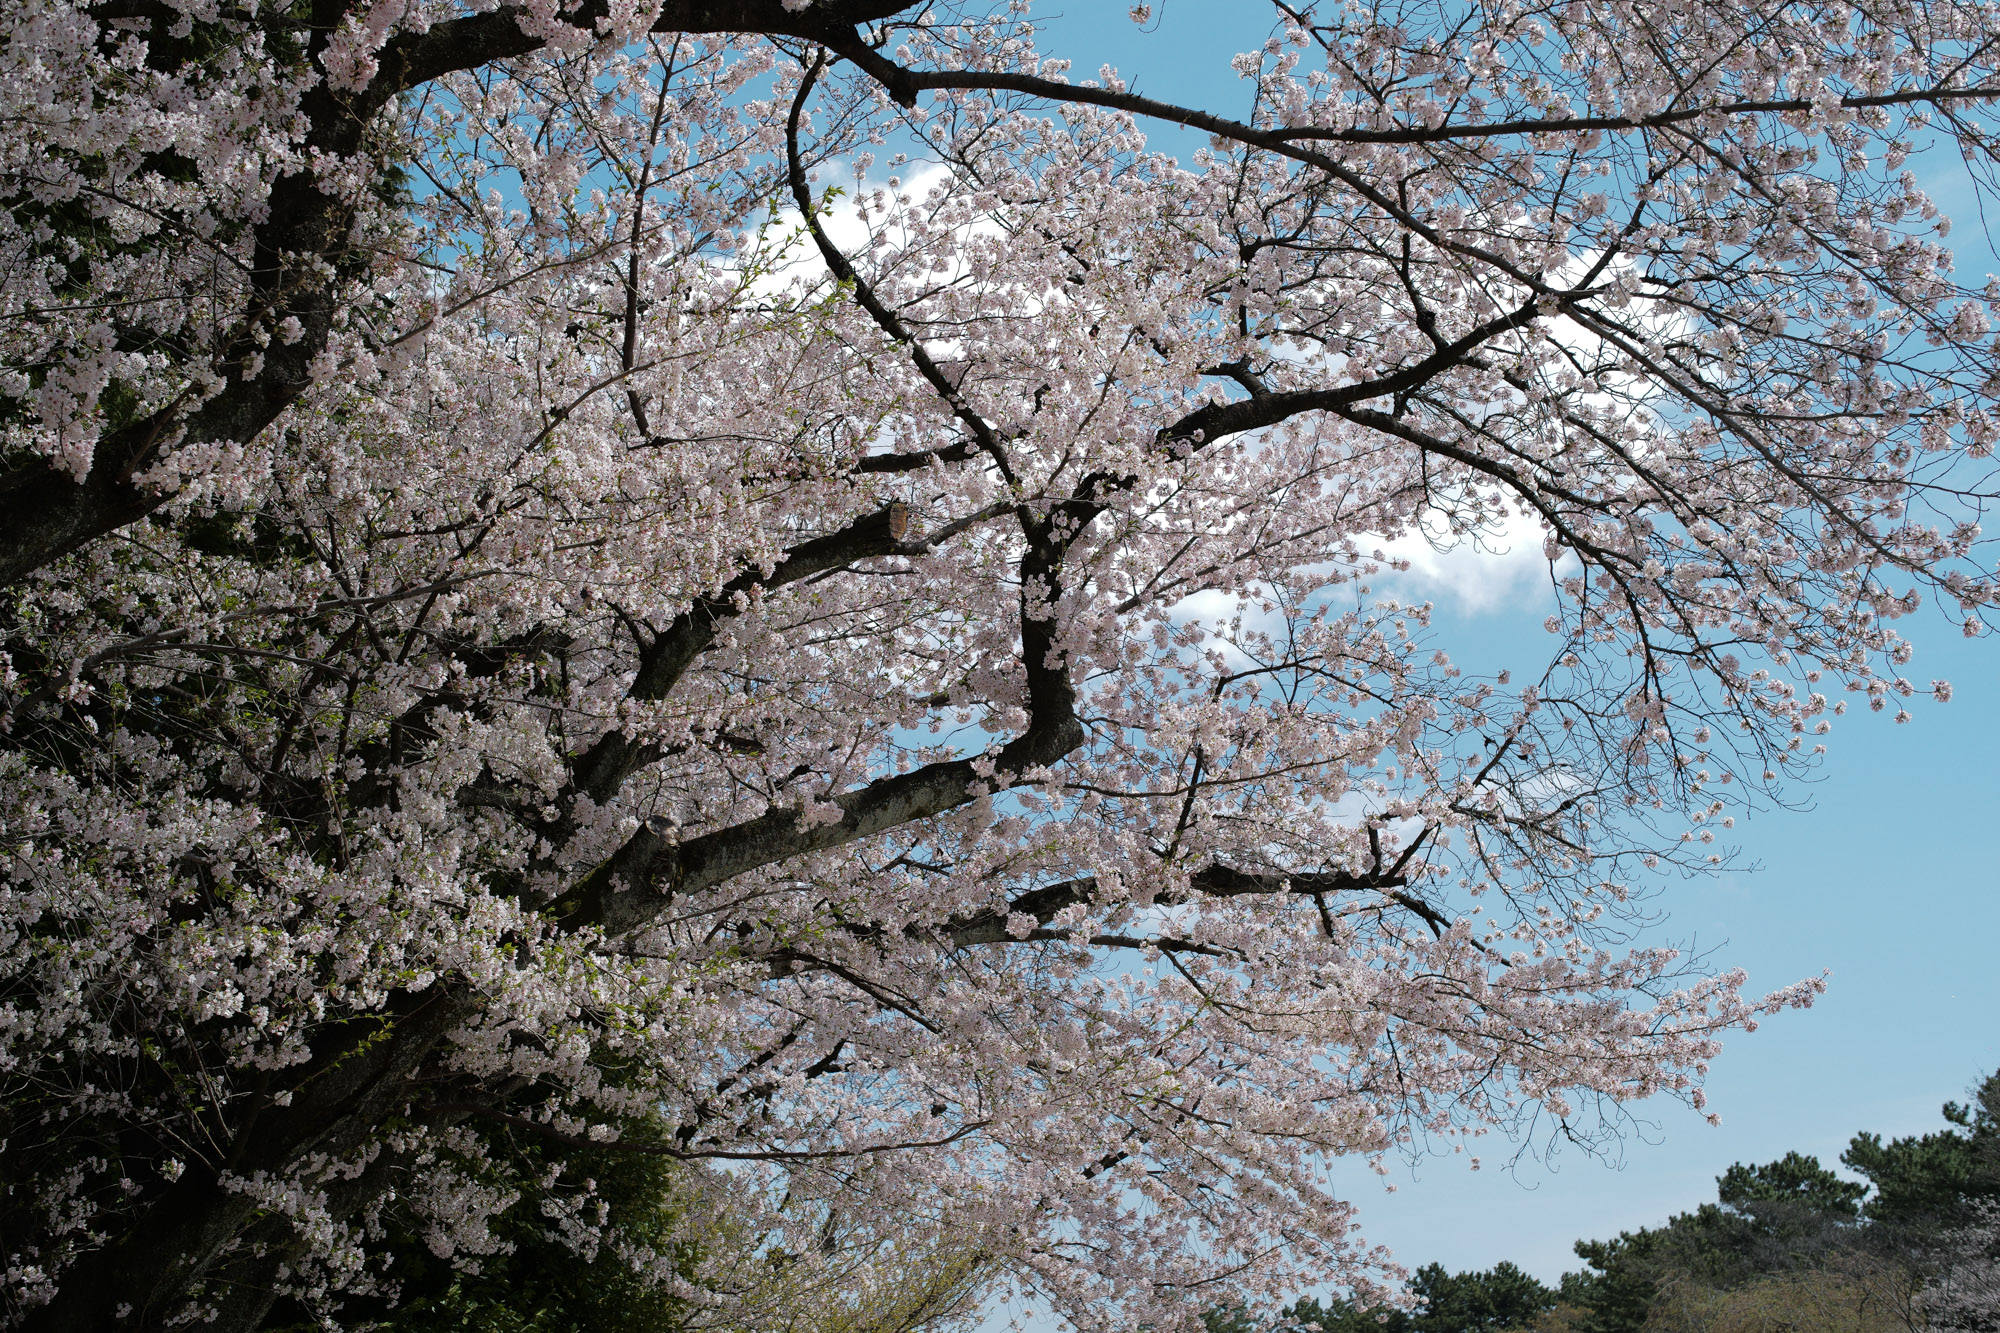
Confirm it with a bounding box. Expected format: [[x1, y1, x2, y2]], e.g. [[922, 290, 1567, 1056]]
[[3, 0, 1999, 1328]]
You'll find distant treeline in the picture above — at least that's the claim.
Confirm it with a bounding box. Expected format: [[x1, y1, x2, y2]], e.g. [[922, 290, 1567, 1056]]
[[1208, 1069, 2000, 1333]]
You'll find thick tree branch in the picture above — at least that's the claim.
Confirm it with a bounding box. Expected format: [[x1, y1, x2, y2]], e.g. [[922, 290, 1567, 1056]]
[[563, 500, 914, 814], [940, 861, 1422, 948], [554, 509, 1086, 935], [0, 1, 925, 587]]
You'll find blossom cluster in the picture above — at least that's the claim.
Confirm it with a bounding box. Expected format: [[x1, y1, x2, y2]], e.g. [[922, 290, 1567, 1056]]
[[2, 0, 1998, 1329]]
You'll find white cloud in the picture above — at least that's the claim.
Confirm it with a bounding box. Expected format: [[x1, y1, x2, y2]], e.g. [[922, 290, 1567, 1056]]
[[1373, 506, 1564, 616]]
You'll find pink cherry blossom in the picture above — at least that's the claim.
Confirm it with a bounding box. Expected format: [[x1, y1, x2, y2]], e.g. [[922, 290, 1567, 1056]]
[[2, 1, 1998, 1330]]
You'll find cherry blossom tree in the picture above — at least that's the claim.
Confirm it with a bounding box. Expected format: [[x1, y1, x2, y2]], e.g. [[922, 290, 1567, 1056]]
[[1926, 1203, 2000, 1331], [4, 0, 2000, 1329]]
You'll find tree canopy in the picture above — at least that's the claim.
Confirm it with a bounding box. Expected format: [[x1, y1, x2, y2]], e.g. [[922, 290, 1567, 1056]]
[[4, 0, 2000, 1329], [1556, 1072, 2000, 1332], [1213, 1071, 2000, 1332]]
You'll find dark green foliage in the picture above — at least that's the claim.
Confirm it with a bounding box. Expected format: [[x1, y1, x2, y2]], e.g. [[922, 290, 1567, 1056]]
[[1554, 1152, 1874, 1331], [1717, 1151, 1868, 1219], [1844, 1069, 2000, 1231], [1209, 1261, 1555, 1333], [1206, 1065, 2000, 1333], [1406, 1262, 1556, 1332], [1559, 1234, 1671, 1333]]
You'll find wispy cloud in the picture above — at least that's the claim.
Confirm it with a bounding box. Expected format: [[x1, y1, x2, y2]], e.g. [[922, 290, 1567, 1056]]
[[1375, 507, 1564, 616]]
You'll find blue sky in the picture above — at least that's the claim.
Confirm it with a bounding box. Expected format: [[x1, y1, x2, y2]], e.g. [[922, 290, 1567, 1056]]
[[1303, 582, 2000, 1284], [974, 1, 2000, 1323]]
